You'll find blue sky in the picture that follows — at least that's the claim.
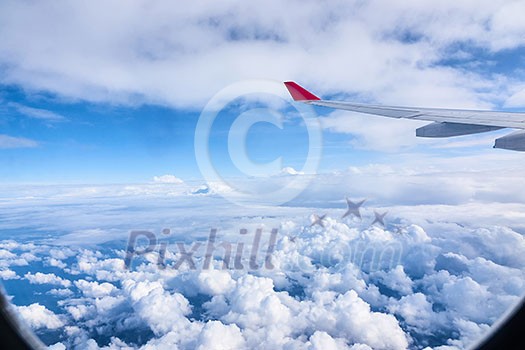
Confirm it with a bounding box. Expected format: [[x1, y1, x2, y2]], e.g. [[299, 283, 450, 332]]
[[0, 75, 520, 184], [0, 84, 406, 184], [0, 88, 313, 183], [0, 89, 199, 183]]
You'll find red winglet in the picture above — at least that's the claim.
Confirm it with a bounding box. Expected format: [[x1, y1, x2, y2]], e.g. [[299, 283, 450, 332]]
[[284, 81, 321, 101]]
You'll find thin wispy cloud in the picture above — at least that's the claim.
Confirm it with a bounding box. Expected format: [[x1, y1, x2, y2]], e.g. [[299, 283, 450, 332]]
[[9, 102, 67, 122], [0, 134, 38, 149]]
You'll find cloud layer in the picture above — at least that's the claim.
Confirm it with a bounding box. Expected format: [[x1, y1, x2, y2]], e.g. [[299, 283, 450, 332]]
[[1, 1, 524, 109], [1, 183, 524, 349]]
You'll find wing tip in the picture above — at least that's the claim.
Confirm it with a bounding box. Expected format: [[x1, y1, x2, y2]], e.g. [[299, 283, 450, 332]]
[[284, 81, 321, 101]]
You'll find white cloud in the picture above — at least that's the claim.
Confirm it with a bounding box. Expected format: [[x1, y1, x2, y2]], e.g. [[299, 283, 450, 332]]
[[65, 304, 93, 322], [329, 290, 408, 350], [0, 249, 17, 259], [0, 268, 19, 280], [190, 182, 234, 196], [448, 319, 491, 349], [24, 272, 72, 287], [309, 331, 353, 350], [370, 265, 413, 296], [321, 111, 430, 152], [388, 293, 441, 331], [9, 102, 67, 122], [122, 279, 195, 336], [48, 288, 74, 298], [46, 257, 67, 269], [16, 303, 63, 330], [0, 134, 38, 149], [440, 275, 508, 324], [197, 270, 235, 295], [2, 200, 524, 349], [48, 343, 67, 350], [152, 174, 184, 184], [0, 1, 523, 110], [195, 321, 245, 350], [280, 166, 304, 176], [74, 280, 117, 298]]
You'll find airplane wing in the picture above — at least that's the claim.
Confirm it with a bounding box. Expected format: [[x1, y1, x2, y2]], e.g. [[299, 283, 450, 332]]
[[284, 81, 525, 151]]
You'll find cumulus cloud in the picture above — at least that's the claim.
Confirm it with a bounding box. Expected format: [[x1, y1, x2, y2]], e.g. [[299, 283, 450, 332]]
[[309, 331, 354, 350], [48, 288, 74, 298], [122, 279, 195, 336], [16, 303, 63, 330], [24, 272, 72, 287], [0, 268, 19, 280], [1, 192, 521, 350], [195, 321, 245, 350], [197, 270, 235, 295], [74, 280, 117, 298]]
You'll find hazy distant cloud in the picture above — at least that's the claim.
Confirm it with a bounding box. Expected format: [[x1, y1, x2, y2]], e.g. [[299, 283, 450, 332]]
[[321, 110, 430, 152], [0, 134, 38, 149], [152, 174, 184, 184], [9, 102, 67, 122], [279, 166, 304, 176], [504, 85, 525, 107]]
